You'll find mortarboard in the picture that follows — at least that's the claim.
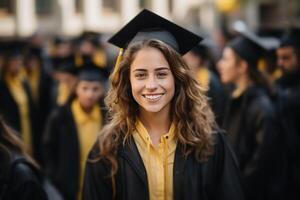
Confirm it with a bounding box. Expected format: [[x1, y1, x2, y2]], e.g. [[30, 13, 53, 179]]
[[279, 27, 300, 49], [108, 9, 202, 55], [77, 63, 106, 83], [51, 55, 79, 75], [1, 40, 28, 59], [228, 29, 270, 67]]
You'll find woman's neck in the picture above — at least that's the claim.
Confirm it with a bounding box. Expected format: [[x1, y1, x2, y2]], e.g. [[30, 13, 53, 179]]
[[232, 75, 253, 98], [138, 110, 171, 146]]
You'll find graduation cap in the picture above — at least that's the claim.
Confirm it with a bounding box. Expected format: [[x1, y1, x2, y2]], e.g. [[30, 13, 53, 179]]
[[279, 27, 300, 49], [228, 28, 270, 67], [2, 40, 28, 59], [189, 38, 216, 59], [108, 9, 202, 55], [77, 30, 102, 47], [77, 63, 106, 83], [51, 55, 78, 75]]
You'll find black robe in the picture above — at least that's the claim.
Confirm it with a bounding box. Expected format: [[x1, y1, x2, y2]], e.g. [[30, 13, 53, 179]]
[[28, 68, 54, 165], [43, 100, 106, 200], [0, 151, 47, 200], [0, 79, 39, 160], [276, 70, 300, 199], [83, 131, 244, 200], [207, 70, 226, 125], [222, 86, 285, 200]]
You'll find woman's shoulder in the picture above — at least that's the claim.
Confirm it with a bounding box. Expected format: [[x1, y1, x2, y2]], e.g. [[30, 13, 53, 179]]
[[205, 130, 239, 168], [8, 153, 40, 183]]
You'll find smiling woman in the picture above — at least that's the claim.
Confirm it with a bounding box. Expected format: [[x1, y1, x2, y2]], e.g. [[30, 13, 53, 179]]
[[83, 9, 244, 200], [130, 47, 175, 117]]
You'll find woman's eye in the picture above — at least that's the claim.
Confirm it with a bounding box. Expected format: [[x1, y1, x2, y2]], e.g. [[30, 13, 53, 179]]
[[135, 73, 146, 79], [157, 72, 167, 78]]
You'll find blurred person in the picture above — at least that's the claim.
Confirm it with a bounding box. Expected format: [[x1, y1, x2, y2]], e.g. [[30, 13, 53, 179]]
[[51, 55, 79, 107], [83, 9, 244, 200], [23, 46, 54, 164], [49, 36, 78, 108], [0, 41, 39, 161], [183, 42, 226, 125], [43, 64, 106, 200], [276, 27, 300, 199], [0, 116, 47, 200], [218, 30, 285, 200], [74, 31, 110, 79]]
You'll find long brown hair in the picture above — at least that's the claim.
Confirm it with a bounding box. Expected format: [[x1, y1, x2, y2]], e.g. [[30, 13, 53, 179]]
[[95, 39, 216, 176], [0, 116, 38, 170]]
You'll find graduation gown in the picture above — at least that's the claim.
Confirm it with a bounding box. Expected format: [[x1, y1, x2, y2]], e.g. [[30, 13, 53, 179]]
[[0, 79, 39, 159], [222, 86, 284, 200], [0, 151, 47, 200], [83, 131, 244, 200], [206, 70, 226, 125], [43, 100, 106, 200], [26, 68, 54, 164], [276, 70, 300, 199], [35, 68, 54, 134]]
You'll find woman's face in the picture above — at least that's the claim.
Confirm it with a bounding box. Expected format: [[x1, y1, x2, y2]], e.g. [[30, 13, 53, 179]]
[[217, 47, 241, 84], [7, 57, 22, 76], [76, 81, 104, 111], [130, 47, 175, 115]]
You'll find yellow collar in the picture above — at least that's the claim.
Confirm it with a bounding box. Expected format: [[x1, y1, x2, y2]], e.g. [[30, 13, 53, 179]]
[[71, 99, 101, 125], [4, 69, 26, 85], [135, 119, 176, 147]]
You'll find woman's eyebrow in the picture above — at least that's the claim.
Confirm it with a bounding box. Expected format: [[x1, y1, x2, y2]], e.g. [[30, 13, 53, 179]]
[[132, 68, 147, 72], [132, 67, 170, 72]]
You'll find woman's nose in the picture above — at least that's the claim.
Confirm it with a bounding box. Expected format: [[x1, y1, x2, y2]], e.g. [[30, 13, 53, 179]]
[[145, 76, 158, 90]]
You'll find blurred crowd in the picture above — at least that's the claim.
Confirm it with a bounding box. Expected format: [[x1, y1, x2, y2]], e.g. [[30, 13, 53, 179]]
[[0, 23, 299, 200]]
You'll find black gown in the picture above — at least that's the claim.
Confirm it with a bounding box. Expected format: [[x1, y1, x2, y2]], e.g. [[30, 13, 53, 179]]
[[0, 152, 47, 200], [207, 70, 226, 125], [222, 85, 284, 200], [276, 70, 300, 199], [43, 99, 106, 200], [83, 131, 244, 200], [0, 79, 40, 160]]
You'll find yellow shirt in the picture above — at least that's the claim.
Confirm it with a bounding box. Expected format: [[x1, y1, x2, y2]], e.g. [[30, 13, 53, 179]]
[[133, 120, 177, 200], [5, 73, 32, 153], [26, 68, 40, 104], [57, 82, 71, 106], [196, 67, 210, 89], [71, 100, 102, 200]]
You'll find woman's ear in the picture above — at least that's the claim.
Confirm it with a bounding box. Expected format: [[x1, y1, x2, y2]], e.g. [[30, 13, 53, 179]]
[[239, 60, 249, 74]]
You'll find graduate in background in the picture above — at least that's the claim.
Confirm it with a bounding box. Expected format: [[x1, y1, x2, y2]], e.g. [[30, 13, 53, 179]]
[[0, 116, 47, 200], [0, 41, 39, 160], [74, 31, 110, 79], [276, 27, 300, 199], [218, 30, 284, 200], [183, 42, 226, 125], [49, 36, 78, 108], [23, 46, 54, 164], [43, 63, 106, 200], [83, 9, 244, 200]]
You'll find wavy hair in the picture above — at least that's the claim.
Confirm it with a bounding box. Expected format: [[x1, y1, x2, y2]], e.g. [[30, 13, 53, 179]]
[[96, 39, 216, 176], [0, 116, 38, 174]]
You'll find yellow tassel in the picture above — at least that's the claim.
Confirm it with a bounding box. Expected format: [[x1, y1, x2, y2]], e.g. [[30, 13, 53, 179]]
[[111, 48, 123, 77]]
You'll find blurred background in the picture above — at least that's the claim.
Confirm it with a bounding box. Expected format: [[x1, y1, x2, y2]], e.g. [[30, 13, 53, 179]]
[[1, 1, 300, 199], [0, 0, 299, 37]]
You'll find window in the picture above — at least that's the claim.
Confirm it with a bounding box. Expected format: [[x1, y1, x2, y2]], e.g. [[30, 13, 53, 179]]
[[103, 0, 120, 13], [0, 0, 13, 16], [75, 0, 83, 13], [36, 0, 53, 15], [139, 0, 150, 9]]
